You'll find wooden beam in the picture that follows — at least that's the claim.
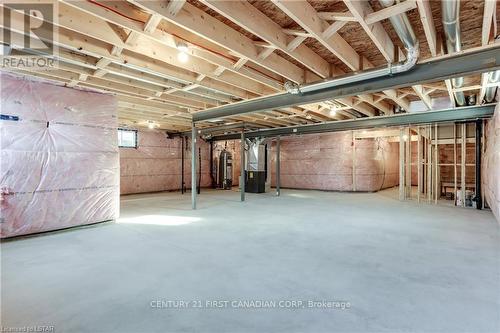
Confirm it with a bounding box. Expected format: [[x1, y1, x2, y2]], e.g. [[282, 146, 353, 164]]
[[62, 1, 283, 91], [482, 0, 496, 46], [337, 97, 376, 117], [271, 0, 410, 111], [343, 0, 395, 62], [399, 127, 405, 200], [273, 0, 361, 71], [412, 84, 433, 110], [322, 21, 347, 40], [131, 0, 406, 117], [166, 0, 187, 16], [282, 29, 312, 38], [130, 0, 306, 84], [344, 0, 432, 110], [317, 12, 357, 22], [143, 13, 162, 33], [365, 1, 417, 25], [357, 94, 393, 115], [478, 73, 489, 105], [416, 0, 437, 57], [444, 79, 455, 107], [199, 0, 331, 79], [2, 4, 261, 101], [286, 36, 308, 52]]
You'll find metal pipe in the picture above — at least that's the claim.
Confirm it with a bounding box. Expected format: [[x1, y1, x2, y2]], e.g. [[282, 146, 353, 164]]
[[461, 123, 466, 207], [197, 147, 201, 195], [240, 130, 245, 202], [191, 125, 197, 210], [276, 136, 280, 196], [475, 119, 482, 209], [181, 136, 185, 194], [485, 69, 499, 103], [441, 0, 465, 106], [209, 141, 215, 188], [379, 0, 417, 49], [192, 46, 499, 122], [297, 43, 418, 94]]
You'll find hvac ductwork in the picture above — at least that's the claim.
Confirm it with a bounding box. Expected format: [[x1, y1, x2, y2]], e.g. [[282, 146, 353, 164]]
[[378, 0, 422, 110], [379, 0, 417, 49], [441, 0, 466, 106], [191, 46, 500, 122], [485, 69, 500, 102], [484, 36, 500, 103], [283, 0, 419, 96], [289, 42, 419, 95]]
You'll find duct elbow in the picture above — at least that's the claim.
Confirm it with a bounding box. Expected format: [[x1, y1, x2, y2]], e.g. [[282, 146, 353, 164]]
[[284, 81, 301, 95], [391, 42, 419, 75]]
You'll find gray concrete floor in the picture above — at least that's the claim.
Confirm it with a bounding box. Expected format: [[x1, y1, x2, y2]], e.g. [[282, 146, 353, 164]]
[[1, 188, 499, 333]]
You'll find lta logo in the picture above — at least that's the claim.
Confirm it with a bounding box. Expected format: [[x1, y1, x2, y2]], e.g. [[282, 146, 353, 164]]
[[1, 1, 58, 69]]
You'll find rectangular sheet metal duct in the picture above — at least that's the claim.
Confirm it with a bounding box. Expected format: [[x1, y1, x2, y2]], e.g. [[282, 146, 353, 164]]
[[209, 105, 495, 141], [193, 46, 500, 122]]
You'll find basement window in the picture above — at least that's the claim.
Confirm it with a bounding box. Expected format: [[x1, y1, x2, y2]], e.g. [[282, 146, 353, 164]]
[[118, 129, 137, 148]]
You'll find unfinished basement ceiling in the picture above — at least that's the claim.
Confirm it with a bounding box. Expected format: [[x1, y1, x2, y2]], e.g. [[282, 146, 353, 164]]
[[1, 0, 499, 131]]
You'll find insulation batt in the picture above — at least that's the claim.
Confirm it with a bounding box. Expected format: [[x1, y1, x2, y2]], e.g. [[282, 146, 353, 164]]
[[269, 132, 399, 191], [0, 74, 119, 238], [483, 103, 500, 223], [120, 131, 212, 194]]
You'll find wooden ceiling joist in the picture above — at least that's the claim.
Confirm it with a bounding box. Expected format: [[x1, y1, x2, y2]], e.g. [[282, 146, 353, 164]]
[[271, 0, 410, 112], [343, 0, 433, 110], [364, 0, 417, 25], [61, 1, 282, 93], [129, 0, 306, 84], [199, 0, 330, 79], [1, 0, 496, 131]]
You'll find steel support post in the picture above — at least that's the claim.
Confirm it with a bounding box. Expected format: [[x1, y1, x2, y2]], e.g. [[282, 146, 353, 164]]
[[276, 136, 281, 196], [191, 125, 197, 210], [240, 130, 245, 202]]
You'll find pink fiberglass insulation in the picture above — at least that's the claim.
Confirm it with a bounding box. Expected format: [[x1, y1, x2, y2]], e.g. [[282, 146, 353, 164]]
[[483, 103, 500, 223], [120, 130, 211, 195], [0, 74, 119, 238], [270, 132, 399, 192]]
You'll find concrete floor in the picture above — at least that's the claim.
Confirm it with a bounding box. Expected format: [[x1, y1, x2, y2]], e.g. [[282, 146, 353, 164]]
[[1, 188, 499, 333]]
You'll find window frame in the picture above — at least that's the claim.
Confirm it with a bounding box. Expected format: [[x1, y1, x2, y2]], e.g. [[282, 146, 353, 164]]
[[118, 128, 138, 148]]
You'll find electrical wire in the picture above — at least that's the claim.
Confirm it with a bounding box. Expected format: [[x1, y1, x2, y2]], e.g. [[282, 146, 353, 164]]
[[86, 0, 281, 83]]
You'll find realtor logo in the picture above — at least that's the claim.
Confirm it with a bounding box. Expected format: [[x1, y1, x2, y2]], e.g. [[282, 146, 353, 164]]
[[1, 0, 58, 69]]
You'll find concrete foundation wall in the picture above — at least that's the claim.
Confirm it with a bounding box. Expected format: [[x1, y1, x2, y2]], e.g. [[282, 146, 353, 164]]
[[269, 132, 399, 192], [120, 131, 211, 195], [483, 103, 500, 223]]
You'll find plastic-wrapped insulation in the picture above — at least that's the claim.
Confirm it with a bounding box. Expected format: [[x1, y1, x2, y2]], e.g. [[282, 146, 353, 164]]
[[0, 74, 119, 238]]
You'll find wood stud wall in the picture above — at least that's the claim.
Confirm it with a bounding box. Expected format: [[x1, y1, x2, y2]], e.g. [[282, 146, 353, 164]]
[[398, 122, 480, 208]]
